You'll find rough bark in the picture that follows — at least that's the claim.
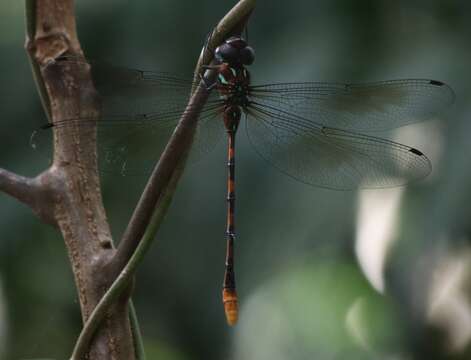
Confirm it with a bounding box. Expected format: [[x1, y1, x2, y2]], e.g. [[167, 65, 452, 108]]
[[24, 0, 135, 359]]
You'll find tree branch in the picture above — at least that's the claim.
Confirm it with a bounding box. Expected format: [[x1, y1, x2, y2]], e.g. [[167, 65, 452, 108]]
[[0, 168, 55, 225], [0, 169, 33, 202], [24, 0, 136, 359]]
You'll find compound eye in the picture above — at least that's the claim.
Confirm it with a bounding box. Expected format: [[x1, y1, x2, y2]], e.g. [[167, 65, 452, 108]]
[[215, 43, 239, 64], [240, 46, 255, 65]]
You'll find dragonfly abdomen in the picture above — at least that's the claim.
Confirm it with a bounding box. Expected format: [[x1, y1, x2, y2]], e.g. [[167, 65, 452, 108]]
[[221, 97, 242, 326], [223, 121, 239, 326]]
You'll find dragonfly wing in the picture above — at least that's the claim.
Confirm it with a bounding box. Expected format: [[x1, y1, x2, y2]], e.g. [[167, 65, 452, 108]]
[[249, 79, 454, 132], [245, 103, 431, 190], [51, 56, 220, 118], [190, 109, 225, 162], [32, 107, 223, 175], [33, 58, 224, 175]]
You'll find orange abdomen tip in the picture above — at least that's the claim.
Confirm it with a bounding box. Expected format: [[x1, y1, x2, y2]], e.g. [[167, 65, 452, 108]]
[[222, 288, 239, 326]]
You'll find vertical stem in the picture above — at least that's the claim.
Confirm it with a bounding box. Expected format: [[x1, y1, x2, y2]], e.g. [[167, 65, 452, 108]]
[[25, 1, 135, 358], [129, 302, 146, 360]]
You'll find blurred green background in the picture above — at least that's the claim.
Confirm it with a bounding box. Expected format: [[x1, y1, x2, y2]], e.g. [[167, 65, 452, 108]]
[[1, 0, 471, 359]]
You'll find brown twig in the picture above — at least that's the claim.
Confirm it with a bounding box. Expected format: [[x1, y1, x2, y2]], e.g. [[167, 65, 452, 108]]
[[0, 168, 56, 225]]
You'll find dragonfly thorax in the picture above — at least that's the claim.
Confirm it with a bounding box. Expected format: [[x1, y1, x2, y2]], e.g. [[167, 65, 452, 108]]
[[216, 65, 249, 132], [214, 36, 253, 112], [216, 63, 251, 110]]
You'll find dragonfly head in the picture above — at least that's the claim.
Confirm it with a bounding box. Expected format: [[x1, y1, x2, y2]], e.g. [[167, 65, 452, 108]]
[[215, 36, 255, 67]]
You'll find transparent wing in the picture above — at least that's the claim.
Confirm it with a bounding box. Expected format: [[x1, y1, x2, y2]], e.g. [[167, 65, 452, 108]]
[[249, 79, 455, 132], [32, 58, 225, 175], [245, 102, 431, 190]]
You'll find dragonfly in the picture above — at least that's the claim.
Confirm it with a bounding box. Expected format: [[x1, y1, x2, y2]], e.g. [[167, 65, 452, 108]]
[[32, 36, 455, 326]]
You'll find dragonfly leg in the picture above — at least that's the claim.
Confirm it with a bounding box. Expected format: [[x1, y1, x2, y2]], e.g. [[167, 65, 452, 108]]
[[198, 70, 218, 91]]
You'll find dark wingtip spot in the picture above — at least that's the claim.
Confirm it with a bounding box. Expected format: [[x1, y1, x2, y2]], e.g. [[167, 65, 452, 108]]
[[40, 123, 54, 129], [410, 148, 424, 156], [430, 80, 444, 86]]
